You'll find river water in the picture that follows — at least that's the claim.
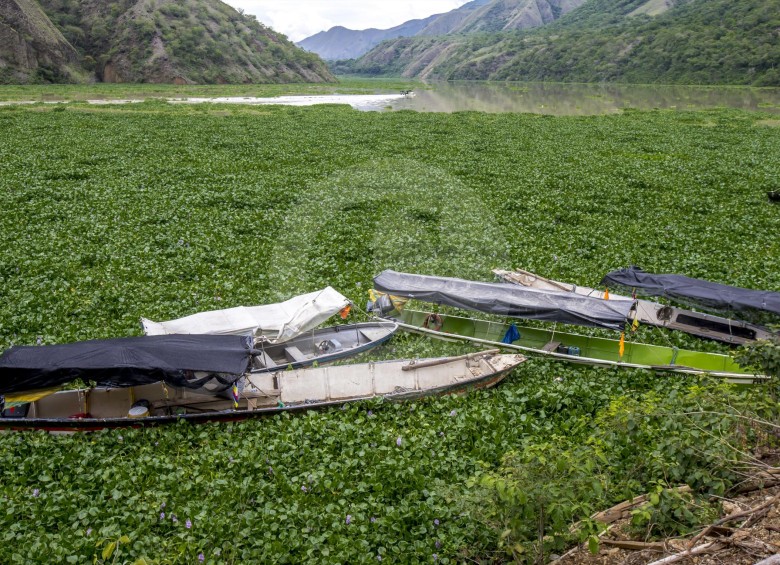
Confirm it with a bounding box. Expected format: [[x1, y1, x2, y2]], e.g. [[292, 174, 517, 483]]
[[3, 82, 779, 115], [384, 82, 780, 115]]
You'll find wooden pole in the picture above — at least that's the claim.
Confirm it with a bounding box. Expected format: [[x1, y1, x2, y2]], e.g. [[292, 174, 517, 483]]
[[402, 349, 500, 372]]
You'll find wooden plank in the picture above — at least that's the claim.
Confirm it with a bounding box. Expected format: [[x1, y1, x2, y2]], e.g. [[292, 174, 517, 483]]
[[542, 340, 561, 352], [285, 346, 307, 363], [402, 350, 500, 371]]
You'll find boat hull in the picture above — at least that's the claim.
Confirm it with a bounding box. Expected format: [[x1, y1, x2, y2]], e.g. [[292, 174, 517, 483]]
[[494, 269, 773, 345], [0, 352, 524, 432], [249, 321, 397, 374], [389, 309, 764, 384]]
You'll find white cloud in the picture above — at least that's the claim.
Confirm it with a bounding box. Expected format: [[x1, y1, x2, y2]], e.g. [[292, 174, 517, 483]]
[[226, 1, 471, 41]]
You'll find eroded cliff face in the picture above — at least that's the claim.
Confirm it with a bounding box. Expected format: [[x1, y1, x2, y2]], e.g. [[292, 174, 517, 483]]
[[0, 0, 83, 82], [1, 0, 334, 84]]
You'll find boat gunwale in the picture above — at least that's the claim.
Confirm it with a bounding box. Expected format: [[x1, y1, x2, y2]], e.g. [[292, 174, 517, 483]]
[[387, 314, 767, 384]]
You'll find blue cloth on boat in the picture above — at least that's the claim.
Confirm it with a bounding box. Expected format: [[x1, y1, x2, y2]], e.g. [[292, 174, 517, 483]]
[[502, 323, 520, 344]]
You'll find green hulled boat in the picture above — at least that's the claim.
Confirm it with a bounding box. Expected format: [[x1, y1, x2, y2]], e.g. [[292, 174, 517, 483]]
[[370, 270, 764, 384], [391, 309, 761, 384]]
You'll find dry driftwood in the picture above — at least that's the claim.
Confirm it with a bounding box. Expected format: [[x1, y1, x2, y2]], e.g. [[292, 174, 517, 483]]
[[753, 555, 780, 565], [645, 541, 726, 565], [687, 491, 780, 549], [600, 539, 665, 552], [590, 486, 692, 525]]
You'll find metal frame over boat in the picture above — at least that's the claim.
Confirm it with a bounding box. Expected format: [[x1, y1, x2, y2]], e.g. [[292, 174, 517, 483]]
[[0, 351, 524, 431], [387, 309, 763, 384], [493, 269, 774, 345]]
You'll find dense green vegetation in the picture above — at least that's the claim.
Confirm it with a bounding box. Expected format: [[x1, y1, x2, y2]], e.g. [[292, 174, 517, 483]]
[[1, 98, 779, 562], [343, 0, 780, 85]]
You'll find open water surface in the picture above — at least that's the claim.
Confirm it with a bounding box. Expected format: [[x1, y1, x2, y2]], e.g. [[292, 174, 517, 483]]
[[2, 82, 779, 115], [386, 82, 780, 115]]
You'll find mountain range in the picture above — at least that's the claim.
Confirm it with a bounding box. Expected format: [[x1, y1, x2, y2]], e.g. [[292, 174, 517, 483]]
[[327, 0, 780, 86], [298, 0, 589, 61], [0, 0, 334, 84]]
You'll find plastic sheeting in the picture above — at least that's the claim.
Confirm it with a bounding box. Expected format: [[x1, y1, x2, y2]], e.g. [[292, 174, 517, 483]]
[[373, 270, 634, 330], [141, 287, 351, 342], [602, 267, 780, 318], [0, 335, 254, 395]]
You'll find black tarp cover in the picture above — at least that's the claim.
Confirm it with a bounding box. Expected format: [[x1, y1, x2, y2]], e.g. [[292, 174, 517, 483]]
[[0, 335, 253, 395], [602, 267, 780, 318], [373, 270, 634, 330]]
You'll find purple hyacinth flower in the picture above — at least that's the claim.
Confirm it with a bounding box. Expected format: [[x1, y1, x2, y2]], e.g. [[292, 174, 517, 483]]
[[377, 556, 382, 562], [171, 514, 178, 523], [186, 519, 192, 529], [370, 516, 376, 523], [435, 540, 441, 549], [160, 502, 166, 509], [160, 512, 165, 520], [86, 528, 92, 536], [434, 519, 440, 526], [433, 554, 439, 562], [32, 489, 40, 498], [367, 410, 373, 416], [346, 514, 352, 525], [396, 437, 402, 447], [198, 553, 205, 562], [301, 485, 308, 492], [450, 410, 457, 417]]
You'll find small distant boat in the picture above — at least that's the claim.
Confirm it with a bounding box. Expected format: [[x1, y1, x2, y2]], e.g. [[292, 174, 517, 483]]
[[0, 350, 524, 431], [494, 268, 774, 345]]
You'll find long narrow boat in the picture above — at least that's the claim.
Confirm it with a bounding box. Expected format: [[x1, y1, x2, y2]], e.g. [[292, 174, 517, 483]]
[[370, 270, 764, 383], [602, 267, 780, 319], [0, 351, 524, 431], [388, 309, 762, 384], [493, 268, 774, 345]]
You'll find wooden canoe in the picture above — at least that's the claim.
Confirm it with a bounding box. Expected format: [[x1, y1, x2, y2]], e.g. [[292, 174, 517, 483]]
[[388, 309, 765, 384], [493, 268, 774, 345], [0, 351, 525, 431]]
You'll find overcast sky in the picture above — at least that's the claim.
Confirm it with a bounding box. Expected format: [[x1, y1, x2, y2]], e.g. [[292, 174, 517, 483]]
[[225, 1, 472, 42]]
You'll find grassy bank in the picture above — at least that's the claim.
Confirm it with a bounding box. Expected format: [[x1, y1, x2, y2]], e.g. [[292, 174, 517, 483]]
[[0, 78, 422, 102]]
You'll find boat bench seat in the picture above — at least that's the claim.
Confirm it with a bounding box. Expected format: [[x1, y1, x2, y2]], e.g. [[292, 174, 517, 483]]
[[254, 350, 276, 369], [542, 341, 561, 352], [285, 346, 307, 363]]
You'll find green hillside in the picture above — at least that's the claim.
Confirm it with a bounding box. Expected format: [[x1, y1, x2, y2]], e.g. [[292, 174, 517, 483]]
[[0, 0, 86, 83], [342, 0, 780, 86], [1, 0, 334, 84]]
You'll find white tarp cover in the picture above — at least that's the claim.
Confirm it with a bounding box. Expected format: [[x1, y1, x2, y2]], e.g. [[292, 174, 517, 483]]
[[141, 287, 350, 343]]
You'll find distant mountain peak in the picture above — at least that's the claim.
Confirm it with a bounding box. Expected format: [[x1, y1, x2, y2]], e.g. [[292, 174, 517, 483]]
[[298, 1, 493, 61]]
